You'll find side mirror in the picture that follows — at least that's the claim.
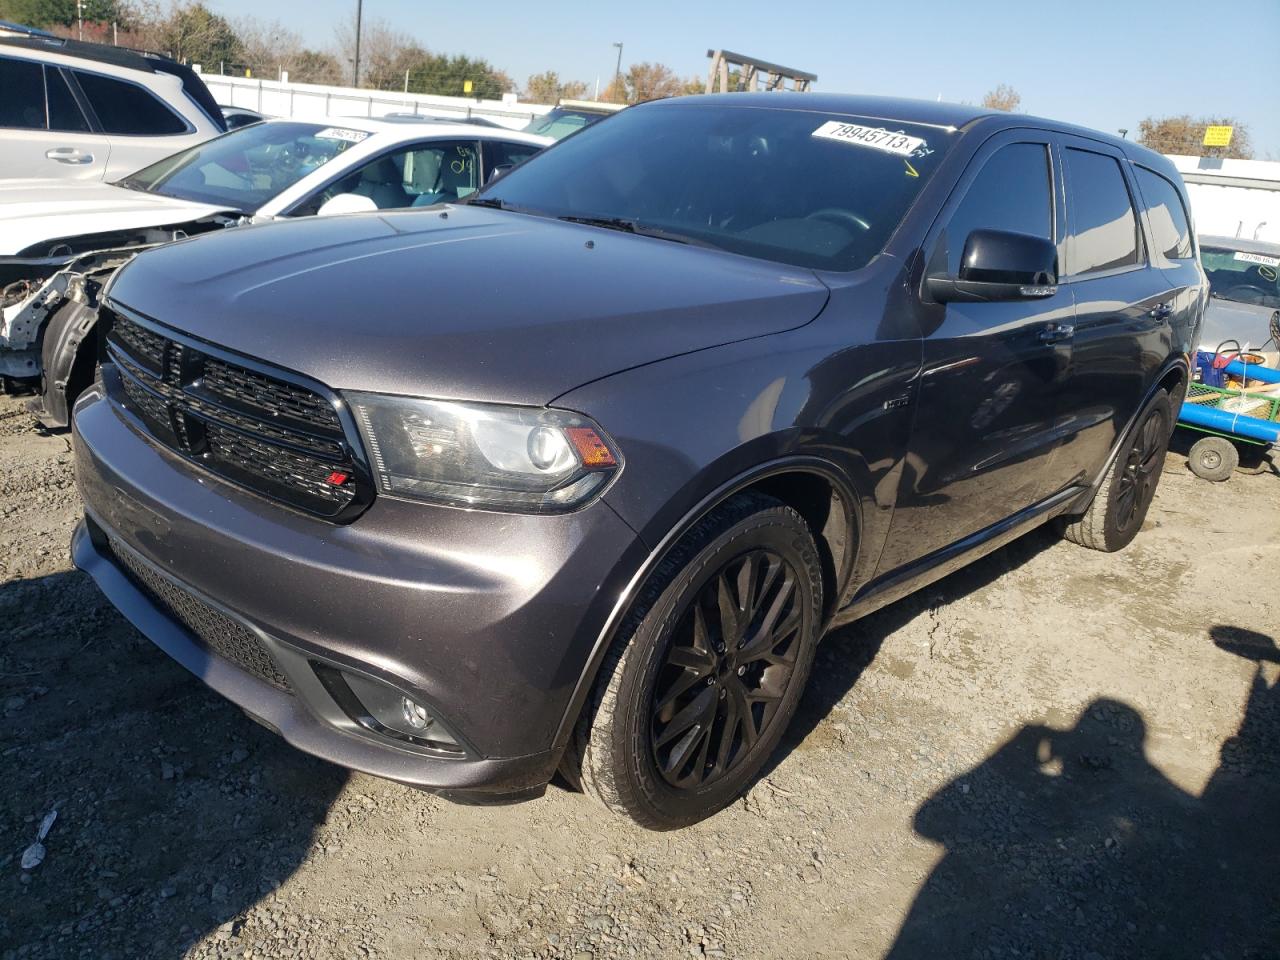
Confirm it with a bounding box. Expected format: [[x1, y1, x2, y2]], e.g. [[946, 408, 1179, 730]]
[[487, 163, 514, 184], [317, 193, 378, 217], [926, 229, 1058, 303]]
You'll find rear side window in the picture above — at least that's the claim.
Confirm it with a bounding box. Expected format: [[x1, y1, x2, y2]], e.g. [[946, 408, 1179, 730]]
[[483, 139, 541, 180], [0, 56, 44, 129], [941, 142, 1053, 276], [1065, 149, 1142, 276], [74, 71, 188, 135], [46, 69, 90, 133], [1135, 167, 1193, 260]]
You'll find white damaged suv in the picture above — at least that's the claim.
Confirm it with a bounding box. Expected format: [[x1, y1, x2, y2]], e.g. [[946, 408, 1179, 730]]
[[0, 28, 226, 182]]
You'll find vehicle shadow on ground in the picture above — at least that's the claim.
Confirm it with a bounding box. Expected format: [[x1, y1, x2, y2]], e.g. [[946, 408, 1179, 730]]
[[0, 570, 347, 959], [883, 625, 1280, 959], [763, 525, 1062, 779]]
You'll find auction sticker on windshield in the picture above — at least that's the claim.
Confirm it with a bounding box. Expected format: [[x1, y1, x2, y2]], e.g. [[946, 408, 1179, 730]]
[[812, 121, 926, 156], [315, 127, 370, 143], [1234, 251, 1280, 268]]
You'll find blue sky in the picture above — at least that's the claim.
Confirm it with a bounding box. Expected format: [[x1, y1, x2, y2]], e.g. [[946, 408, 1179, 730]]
[[207, 0, 1280, 156]]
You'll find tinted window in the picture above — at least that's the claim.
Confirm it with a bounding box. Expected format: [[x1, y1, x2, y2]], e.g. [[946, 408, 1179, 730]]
[[521, 108, 605, 140], [46, 68, 90, 133], [0, 56, 44, 129], [941, 142, 1052, 276], [1066, 149, 1141, 276], [486, 104, 956, 271], [1136, 167, 1192, 260], [120, 121, 360, 211], [483, 139, 541, 181], [74, 71, 187, 135]]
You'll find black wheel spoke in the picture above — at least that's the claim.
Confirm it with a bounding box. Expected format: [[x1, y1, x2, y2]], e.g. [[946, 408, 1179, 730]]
[[655, 685, 717, 749], [727, 679, 758, 748], [650, 545, 808, 791], [715, 573, 741, 643]]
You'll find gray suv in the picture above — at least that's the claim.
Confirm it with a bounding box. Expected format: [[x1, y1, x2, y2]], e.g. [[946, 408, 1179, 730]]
[[72, 94, 1205, 828]]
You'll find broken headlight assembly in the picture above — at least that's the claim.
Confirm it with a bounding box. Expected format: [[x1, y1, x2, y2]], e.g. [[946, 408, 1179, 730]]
[[345, 394, 621, 513]]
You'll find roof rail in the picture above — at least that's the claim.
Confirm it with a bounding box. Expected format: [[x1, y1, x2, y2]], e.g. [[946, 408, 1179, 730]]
[[0, 20, 56, 38]]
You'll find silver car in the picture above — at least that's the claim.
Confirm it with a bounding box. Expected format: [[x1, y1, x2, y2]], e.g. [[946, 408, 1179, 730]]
[[1198, 235, 1280, 357]]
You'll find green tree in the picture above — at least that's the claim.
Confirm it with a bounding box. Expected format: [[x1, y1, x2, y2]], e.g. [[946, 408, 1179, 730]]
[[290, 48, 342, 85], [153, 3, 240, 66], [406, 53, 510, 99], [1138, 115, 1254, 159], [0, 0, 124, 28]]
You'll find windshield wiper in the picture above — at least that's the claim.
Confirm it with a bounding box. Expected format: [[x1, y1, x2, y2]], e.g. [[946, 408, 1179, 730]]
[[556, 215, 723, 251], [465, 196, 506, 209]]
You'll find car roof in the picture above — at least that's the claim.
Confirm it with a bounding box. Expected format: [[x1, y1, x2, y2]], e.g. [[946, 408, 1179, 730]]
[[328, 115, 549, 143], [641, 92, 1177, 176], [1199, 235, 1280, 254]]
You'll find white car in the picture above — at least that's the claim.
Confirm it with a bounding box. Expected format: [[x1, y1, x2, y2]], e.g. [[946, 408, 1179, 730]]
[[0, 116, 551, 426], [0, 30, 227, 182]]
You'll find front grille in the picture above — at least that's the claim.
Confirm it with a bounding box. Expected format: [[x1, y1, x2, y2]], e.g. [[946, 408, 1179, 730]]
[[104, 308, 367, 520], [108, 538, 292, 692]]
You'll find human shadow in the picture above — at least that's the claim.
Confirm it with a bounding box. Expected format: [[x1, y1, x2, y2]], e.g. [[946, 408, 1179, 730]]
[[884, 627, 1280, 959], [763, 524, 1061, 780], [0, 570, 347, 958]]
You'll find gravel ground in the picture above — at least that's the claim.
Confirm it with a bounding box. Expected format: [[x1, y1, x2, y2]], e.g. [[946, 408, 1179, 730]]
[[1, 389, 1277, 960]]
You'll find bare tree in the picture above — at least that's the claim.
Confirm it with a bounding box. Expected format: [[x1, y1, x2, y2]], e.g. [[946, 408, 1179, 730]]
[[610, 62, 684, 104], [332, 14, 415, 88], [234, 17, 303, 78], [1138, 115, 1254, 159], [525, 70, 588, 104], [981, 83, 1021, 112]]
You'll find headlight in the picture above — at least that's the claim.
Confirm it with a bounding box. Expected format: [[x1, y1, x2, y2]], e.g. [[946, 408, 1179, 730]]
[[346, 393, 620, 513]]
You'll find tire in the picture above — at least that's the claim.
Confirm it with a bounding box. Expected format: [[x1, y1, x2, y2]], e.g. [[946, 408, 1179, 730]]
[[566, 492, 823, 829], [1061, 388, 1172, 552], [1187, 435, 1238, 482]]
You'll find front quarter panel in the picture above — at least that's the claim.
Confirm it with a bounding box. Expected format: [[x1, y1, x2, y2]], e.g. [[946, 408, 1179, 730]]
[[557, 259, 923, 608]]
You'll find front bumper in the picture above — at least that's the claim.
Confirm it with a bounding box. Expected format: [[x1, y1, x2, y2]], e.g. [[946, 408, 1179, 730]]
[[71, 382, 644, 798]]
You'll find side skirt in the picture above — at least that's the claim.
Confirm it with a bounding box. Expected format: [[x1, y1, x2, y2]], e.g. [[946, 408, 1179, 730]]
[[830, 484, 1087, 628]]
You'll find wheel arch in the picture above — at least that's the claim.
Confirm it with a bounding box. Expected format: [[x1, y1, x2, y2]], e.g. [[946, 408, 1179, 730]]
[[1069, 355, 1189, 512], [553, 455, 863, 755]]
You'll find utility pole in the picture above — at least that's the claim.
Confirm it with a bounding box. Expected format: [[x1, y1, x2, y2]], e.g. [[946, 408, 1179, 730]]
[[76, 0, 83, 40], [611, 42, 623, 102], [353, 0, 363, 88]]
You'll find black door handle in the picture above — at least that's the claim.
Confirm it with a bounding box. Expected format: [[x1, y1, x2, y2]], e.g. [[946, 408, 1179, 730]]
[[1038, 323, 1075, 344]]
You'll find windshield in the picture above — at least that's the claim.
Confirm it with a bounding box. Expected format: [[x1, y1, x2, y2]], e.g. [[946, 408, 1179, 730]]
[[117, 122, 368, 212], [490, 103, 955, 270], [521, 108, 608, 141], [1201, 245, 1280, 308]]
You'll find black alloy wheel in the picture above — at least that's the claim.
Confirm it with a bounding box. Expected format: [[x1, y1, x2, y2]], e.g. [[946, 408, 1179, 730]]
[[1113, 401, 1169, 534], [568, 493, 824, 829], [650, 548, 802, 789]]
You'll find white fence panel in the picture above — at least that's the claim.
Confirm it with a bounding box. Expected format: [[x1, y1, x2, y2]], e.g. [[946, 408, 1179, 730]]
[[199, 74, 552, 131]]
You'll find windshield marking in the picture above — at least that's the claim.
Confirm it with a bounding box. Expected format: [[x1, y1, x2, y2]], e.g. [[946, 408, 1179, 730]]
[[811, 121, 927, 157]]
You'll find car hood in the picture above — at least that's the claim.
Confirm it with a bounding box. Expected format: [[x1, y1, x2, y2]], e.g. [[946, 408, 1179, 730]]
[[106, 207, 831, 405], [0, 180, 230, 256], [1199, 297, 1280, 352]]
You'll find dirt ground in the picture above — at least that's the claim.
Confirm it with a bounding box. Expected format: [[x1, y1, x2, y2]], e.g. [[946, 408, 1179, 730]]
[[1, 389, 1277, 960]]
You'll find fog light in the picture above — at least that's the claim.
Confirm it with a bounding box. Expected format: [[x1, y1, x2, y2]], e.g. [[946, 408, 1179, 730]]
[[312, 664, 464, 755], [401, 696, 433, 731]]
